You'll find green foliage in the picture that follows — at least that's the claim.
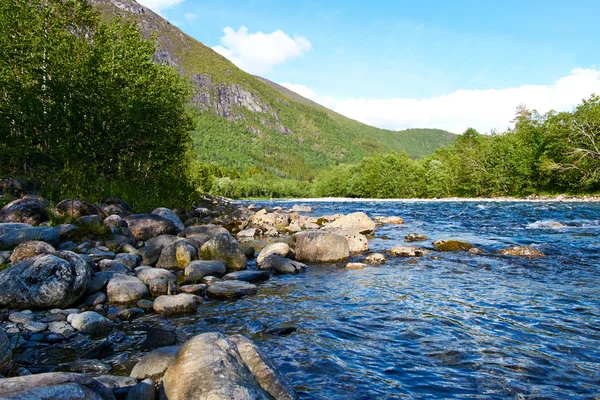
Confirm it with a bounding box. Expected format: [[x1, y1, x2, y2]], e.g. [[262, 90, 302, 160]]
[[0, 0, 196, 211]]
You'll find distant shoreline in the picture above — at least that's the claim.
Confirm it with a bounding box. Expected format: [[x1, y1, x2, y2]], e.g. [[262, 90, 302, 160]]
[[238, 195, 600, 203]]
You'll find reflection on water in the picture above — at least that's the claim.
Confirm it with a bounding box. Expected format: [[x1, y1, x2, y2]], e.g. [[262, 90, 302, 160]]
[[46, 201, 600, 398]]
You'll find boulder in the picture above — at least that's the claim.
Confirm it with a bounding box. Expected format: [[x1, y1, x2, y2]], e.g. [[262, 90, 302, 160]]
[[142, 327, 177, 349], [365, 253, 387, 264], [375, 216, 404, 225], [115, 253, 139, 269], [249, 211, 291, 231], [178, 284, 207, 296], [102, 197, 132, 217], [130, 346, 179, 381], [180, 224, 229, 245], [9, 240, 55, 263], [136, 235, 181, 265], [290, 205, 312, 213], [148, 278, 176, 297], [125, 378, 155, 400], [0, 327, 11, 374], [258, 255, 306, 274], [153, 294, 197, 315], [0, 197, 49, 225], [432, 240, 472, 252], [124, 214, 177, 241], [98, 260, 130, 274], [237, 228, 260, 238], [0, 251, 91, 309], [156, 241, 198, 270], [162, 332, 297, 400], [106, 274, 149, 304], [78, 215, 103, 225], [135, 266, 176, 284], [256, 242, 294, 265], [69, 311, 114, 335], [0, 222, 32, 235], [0, 226, 60, 250], [0, 372, 114, 400], [53, 198, 99, 219], [346, 262, 368, 270], [185, 260, 227, 282], [151, 207, 185, 232], [199, 233, 247, 271], [223, 270, 270, 283], [389, 246, 430, 257], [324, 212, 375, 235], [294, 231, 349, 263], [404, 233, 429, 242], [498, 246, 545, 257], [333, 230, 368, 253], [207, 280, 258, 299]]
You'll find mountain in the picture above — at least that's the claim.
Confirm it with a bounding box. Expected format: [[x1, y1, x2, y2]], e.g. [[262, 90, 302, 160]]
[[89, 0, 457, 179]]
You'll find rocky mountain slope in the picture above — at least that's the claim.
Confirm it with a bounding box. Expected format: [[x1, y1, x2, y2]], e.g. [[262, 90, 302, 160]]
[[89, 0, 457, 179]]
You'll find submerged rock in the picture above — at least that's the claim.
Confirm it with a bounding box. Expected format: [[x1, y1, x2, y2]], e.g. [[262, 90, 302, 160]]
[[294, 231, 350, 263], [346, 262, 368, 270], [404, 233, 429, 242], [365, 253, 387, 264], [162, 332, 297, 400], [498, 246, 545, 257], [0, 251, 91, 309], [432, 240, 472, 252]]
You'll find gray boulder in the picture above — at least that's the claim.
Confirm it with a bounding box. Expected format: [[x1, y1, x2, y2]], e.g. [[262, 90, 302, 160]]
[[258, 255, 306, 274], [0, 226, 59, 250], [180, 224, 229, 245], [106, 274, 149, 303], [136, 235, 181, 265], [0, 372, 114, 400], [162, 332, 297, 400], [223, 270, 270, 283], [151, 207, 184, 232], [9, 240, 55, 263], [0, 197, 49, 225], [206, 280, 258, 299], [153, 294, 197, 315], [324, 212, 375, 235], [53, 198, 99, 219], [0, 251, 91, 309], [156, 241, 198, 270], [294, 231, 349, 263], [256, 243, 294, 266], [69, 311, 114, 335], [130, 346, 179, 381], [124, 214, 177, 241], [199, 233, 247, 271], [184, 260, 227, 282], [135, 266, 176, 284], [126, 378, 155, 400]]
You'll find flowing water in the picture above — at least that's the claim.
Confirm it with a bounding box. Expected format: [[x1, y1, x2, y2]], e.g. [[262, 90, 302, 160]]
[[39, 200, 600, 399]]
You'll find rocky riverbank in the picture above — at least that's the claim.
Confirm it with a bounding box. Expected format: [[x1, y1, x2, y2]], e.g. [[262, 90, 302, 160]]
[[0, 192, 545, 399]]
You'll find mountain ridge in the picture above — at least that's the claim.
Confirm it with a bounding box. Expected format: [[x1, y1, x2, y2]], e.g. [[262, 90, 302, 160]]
[[89, 0, 457, 179]]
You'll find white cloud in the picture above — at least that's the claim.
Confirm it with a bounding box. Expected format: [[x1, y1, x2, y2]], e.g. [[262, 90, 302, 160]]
[[281, 69, 600, 134], [184, 12, 196, 22], [212, 26, 312, 74], [136, 0, 184, 14]]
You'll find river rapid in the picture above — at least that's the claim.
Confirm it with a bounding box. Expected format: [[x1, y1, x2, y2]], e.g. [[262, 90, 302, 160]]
[[40, 200, 600, 399]]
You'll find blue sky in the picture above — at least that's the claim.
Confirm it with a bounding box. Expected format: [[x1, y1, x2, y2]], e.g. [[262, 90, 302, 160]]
[[139, 0, 600, 133]]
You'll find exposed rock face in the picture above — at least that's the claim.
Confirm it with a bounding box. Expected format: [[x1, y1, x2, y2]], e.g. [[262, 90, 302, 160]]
[[124, 214, 177, 241], [0, 252, 92, 309], [151, 207, 185, 232], [9, 240, 55, 263], [207, 280, 258, 299], [0, 372, 114, 400], [498, 246, 545, 257], [388, 246, 430, 257], [106, 274, 149, 303], [256, 243, 294, 265], [258, 255, 306, 275], [69, 311, 114, 335], [294, 231, 349, 263], [0, 197, 49, 225], [162, 332, 297, 400], [324, 212, 375, 235], [0, 226, 60, 250], [404, 233, 429, 242], [432, 240, 472, 252], [199, 233, 247, 271], [153, 294, 197, 315]]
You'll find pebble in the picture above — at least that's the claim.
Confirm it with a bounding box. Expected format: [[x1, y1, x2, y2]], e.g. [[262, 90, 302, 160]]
[[9, 311, 35, 324], [23, 321, 48, 333]]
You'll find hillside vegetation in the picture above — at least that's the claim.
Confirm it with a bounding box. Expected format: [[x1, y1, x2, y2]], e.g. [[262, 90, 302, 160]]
[[90, 0, 456, 180]]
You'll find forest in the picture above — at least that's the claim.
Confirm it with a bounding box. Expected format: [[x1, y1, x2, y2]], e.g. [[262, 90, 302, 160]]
[[2, 0, 600, 207]]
